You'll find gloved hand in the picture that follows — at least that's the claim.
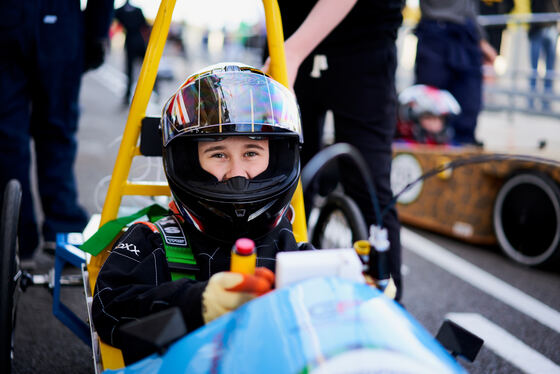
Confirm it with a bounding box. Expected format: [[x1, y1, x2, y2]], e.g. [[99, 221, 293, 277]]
[[202, 267, 274, 324]]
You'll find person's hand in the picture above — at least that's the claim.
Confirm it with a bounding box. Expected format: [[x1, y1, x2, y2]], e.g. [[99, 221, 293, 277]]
[[480, 39, 498, 65], [261, 40, 304, 92], [83, 38, 106, 72], [202, 267, 275, 324]]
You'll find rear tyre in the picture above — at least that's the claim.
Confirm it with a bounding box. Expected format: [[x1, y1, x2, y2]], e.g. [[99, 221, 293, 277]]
[[311, 192, 368, 249], [0, 180, 22, 374], [493, 172, 560, 267]]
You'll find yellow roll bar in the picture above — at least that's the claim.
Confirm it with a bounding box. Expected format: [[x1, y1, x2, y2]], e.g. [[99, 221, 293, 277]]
[[88, 0, 307, 370], [262, 0, 308, 243]]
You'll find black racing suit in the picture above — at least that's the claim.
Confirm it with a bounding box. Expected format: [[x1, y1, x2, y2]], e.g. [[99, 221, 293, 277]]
[[92, 215, 304, 351]]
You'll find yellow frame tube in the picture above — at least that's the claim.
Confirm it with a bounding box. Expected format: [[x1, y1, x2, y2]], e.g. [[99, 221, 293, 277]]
[[98, 4, 175, 227], [262, 0, 308, 242], [123, 182, 171, 196], [90, 0, 176, 369]]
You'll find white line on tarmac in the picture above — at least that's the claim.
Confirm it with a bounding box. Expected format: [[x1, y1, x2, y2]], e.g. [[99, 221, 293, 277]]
[[447, 313, 560, 374], [401, 228, 560, 334]]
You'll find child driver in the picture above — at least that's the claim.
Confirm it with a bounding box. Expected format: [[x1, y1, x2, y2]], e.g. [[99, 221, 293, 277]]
[[92, 63, 309, 360], [396, 84, 461, 145]]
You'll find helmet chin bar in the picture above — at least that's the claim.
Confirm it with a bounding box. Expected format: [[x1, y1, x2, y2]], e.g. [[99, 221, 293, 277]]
[[175, 193, 289, 242], [214, 176, 251, 193], [248, 199, 278, 221]]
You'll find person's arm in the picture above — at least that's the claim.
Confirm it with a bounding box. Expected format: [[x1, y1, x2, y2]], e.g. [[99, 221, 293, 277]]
[[263, 0, 357, 88], [91, 223, 206, 348], [480, 38, 498, 64], [470, 0, 498, 64], [83, 0, 114, 71], [92, 223, 276, 348]]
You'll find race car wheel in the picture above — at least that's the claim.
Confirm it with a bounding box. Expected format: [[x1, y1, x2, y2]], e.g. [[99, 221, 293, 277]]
[[311, 192, 368, 249], [0, 180, 22, 374], [493, 172, 560, 267]]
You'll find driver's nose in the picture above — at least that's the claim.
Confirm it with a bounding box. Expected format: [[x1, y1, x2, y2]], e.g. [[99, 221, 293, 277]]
[[224, 159, 248, 180]]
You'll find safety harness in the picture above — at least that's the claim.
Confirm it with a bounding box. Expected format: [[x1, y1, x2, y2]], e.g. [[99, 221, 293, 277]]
[[153, 215, 198, 280], [81, 203, 199, 280]]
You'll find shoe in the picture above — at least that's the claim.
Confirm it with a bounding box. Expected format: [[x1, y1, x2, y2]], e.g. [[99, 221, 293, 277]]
[[473, 139, 484, 148], [456, 139, 484, 148], [122, 95, 131, 108], [20, 257, 37, 271], [43, 241, 57, 256]]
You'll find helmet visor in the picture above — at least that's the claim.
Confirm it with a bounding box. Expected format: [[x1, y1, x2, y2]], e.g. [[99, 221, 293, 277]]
[[162, 71, 302, 145]]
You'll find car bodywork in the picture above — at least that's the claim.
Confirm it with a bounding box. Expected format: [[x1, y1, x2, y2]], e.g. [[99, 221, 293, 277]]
[[392, 143, 560, 266]]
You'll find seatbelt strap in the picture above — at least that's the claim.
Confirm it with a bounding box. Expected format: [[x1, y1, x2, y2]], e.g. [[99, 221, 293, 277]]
[[81, 204, 168, 256], [80, 203, 199, 280], [154, 215, 199, 280]]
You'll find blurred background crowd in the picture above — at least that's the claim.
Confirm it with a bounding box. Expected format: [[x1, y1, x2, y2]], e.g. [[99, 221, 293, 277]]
[[106, 0, 559, 119]]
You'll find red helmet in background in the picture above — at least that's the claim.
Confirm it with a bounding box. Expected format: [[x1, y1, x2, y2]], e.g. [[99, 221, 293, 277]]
[[397, 85, 461, 144]]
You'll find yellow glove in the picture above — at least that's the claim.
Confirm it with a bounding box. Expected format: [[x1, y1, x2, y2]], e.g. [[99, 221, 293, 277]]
[[202, 267, 274, 324]]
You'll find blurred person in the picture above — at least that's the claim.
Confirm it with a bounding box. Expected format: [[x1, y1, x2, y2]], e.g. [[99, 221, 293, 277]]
[[479, 0, 514, 54], [263, 0, 405, 300], [478, 0, 513, 93], [0, 0, 113, 264], [528, 0, 559, 111], [168, 22, 187, 58], [415, 0, 497, 145], [115, 0, 150, 104], [395, 84, 461, 145]]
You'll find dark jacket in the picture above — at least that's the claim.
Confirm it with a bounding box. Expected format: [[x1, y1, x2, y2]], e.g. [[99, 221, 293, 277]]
[[92, 215, 304, 349]]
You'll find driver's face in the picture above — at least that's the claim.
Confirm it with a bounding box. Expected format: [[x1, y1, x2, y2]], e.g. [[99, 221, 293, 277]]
[[198, 136, 269, 181], [419, 114, 444, 134]]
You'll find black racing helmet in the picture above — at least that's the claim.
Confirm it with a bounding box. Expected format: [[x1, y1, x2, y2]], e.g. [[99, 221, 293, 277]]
[[161, 63, 302, 242]]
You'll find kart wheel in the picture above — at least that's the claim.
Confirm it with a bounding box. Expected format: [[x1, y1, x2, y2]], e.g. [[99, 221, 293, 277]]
[[0, 180, 22, 374], [493, 172, 560, 267], [311, 192, 368, 249]]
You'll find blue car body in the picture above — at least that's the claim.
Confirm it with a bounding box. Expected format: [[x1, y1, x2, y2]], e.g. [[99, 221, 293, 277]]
[[105, 277, 466, 374]]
